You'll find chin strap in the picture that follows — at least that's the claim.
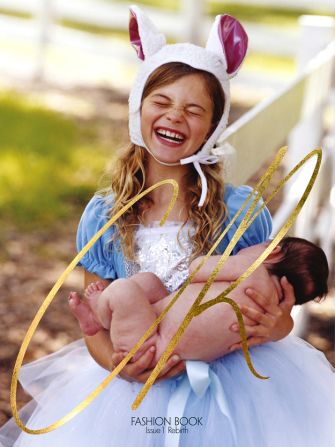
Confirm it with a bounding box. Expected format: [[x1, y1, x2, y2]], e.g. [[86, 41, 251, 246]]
[[180, 153, 221, 207]]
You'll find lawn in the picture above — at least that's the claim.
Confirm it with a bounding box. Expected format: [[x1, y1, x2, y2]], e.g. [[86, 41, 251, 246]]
[[0, 92, 114, 230]]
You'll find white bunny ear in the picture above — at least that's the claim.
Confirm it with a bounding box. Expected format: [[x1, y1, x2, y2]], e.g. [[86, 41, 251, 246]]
[[206, 14, 248, 78], [129, 5, 166, 60]]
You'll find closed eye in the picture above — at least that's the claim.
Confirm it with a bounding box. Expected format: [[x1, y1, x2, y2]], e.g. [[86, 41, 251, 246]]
[[153, 101, 170, 107], [186, 108, 202, 117]]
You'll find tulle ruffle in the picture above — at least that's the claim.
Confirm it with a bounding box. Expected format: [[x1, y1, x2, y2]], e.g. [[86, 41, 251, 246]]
[[1, 335, 334, 447]]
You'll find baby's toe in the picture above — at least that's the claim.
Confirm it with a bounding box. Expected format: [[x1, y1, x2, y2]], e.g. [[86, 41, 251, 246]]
[[96, 281, 106, 291], [68, 291, 80, 306], [86, 284, 96, 296]]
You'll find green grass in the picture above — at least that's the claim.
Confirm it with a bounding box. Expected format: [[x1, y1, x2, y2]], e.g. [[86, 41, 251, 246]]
[[1, 1, 334, 29], [0, 92, 113, 230], [59, 19, 128, 38], [112, 0, 179, 11], [0, 8, 31, 19], [208, 1, 335, 26]]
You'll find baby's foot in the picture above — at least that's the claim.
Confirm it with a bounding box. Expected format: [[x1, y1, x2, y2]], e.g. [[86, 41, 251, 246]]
[[84, 281, 106, 315], [68, 291, 102, 336]]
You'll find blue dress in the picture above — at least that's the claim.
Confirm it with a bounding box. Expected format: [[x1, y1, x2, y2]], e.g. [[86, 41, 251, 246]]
[[1, 185, 334, 447]]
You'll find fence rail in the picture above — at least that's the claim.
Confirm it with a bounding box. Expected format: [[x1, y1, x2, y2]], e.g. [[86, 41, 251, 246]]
[[222, 0, 335, 12], [0, 0, 318, 56], [219, 41, 335, 185]]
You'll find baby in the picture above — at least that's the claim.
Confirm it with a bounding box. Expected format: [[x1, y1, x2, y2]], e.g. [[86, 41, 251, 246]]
[[69, 237, 328, 363]]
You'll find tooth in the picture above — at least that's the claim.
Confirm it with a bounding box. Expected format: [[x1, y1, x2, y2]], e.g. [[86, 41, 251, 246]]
[[156, 129, 184, 141]]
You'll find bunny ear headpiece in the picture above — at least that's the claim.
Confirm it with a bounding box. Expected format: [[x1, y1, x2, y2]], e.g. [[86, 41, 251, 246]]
[[128, 5, 248, 206]]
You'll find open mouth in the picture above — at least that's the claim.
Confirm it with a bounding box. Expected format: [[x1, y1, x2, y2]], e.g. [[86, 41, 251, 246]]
[[155, 128, 186, 144]]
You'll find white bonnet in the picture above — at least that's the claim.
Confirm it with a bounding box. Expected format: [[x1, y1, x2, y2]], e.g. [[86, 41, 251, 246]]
[[128, 5, 248, 206]]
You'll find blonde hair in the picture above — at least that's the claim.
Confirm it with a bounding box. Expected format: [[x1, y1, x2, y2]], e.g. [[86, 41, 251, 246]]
[[100, 62, 228, 262]]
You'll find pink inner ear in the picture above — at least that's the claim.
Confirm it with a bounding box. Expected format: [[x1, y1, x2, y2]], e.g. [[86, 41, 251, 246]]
[[129, 10, 145, 61], [218, 15, 248, 75]]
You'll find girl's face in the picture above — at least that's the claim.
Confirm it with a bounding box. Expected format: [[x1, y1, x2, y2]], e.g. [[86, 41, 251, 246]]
[[140, 74, 214, 163]]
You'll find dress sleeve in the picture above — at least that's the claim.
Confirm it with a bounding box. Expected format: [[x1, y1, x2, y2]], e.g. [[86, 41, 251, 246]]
[[218, 184, 272, 255], [76, 195, 118, 280]]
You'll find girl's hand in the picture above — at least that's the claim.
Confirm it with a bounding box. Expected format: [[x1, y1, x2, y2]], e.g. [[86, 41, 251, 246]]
[[229, 276, 295, 352], [111, 347, 186, 383]]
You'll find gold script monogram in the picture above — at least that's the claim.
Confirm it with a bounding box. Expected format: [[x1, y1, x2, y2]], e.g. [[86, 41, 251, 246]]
[[10, 146, 322, 434]]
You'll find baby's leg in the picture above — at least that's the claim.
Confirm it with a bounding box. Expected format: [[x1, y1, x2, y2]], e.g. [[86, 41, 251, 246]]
[[84, 273, 166, 327], [68, 291, 102, 336], [103, 276, 161, 360], [128, 271, 168, 303]]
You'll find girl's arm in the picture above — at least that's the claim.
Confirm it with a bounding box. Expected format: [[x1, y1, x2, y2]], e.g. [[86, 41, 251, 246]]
[[81, 270, 185, 381], [189, 254, 249, 283]]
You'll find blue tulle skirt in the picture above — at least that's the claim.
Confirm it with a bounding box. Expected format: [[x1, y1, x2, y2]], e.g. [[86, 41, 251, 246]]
[[1, 335, 334, 447]]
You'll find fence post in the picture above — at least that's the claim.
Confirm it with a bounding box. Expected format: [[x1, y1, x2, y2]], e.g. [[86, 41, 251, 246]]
[[285, 16, 335, 336], [34, 0, 54, 81], [286, 16, 335, 238], [180, 0, 205, 44], [317, 78, 335, 268]]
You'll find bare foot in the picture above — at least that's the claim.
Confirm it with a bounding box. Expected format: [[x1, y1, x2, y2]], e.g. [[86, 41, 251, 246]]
[[68, 291, 102, 336], [84, 280, 106, 317]]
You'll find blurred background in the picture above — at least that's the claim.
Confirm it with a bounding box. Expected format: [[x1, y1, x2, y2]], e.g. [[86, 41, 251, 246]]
[[0, 0, 334, 426]]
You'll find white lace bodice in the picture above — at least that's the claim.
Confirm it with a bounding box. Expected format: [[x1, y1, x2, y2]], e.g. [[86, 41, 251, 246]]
[[124, 221, 196, 293]]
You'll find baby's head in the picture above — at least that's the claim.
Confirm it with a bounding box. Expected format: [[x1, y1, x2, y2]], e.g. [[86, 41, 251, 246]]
[[265, 237, 329, 305]]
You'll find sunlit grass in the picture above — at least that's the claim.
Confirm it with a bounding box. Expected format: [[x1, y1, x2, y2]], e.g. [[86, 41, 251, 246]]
[[0, 92, 113, 230], [114, 0, 179, 11], [1, 0, 334, 28], [59, 19, 128, 38], [0, 8, 30, 19], [208, 2, 335, 25]]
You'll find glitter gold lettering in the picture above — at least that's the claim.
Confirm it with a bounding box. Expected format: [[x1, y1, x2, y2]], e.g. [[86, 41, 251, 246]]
[[11, 146, 322, 432]]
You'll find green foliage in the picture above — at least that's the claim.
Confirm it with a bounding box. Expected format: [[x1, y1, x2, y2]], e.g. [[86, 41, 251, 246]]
[[0, 93, 111, 230]]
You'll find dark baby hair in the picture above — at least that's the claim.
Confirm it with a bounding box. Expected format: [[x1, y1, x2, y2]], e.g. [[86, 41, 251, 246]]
[[267, 237, 329, 305]]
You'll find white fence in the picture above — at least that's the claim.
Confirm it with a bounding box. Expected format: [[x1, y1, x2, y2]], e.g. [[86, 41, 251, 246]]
[[217, 16, 335, 335], [0, 0, 330, 62], [0, 0, 334, 87]]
